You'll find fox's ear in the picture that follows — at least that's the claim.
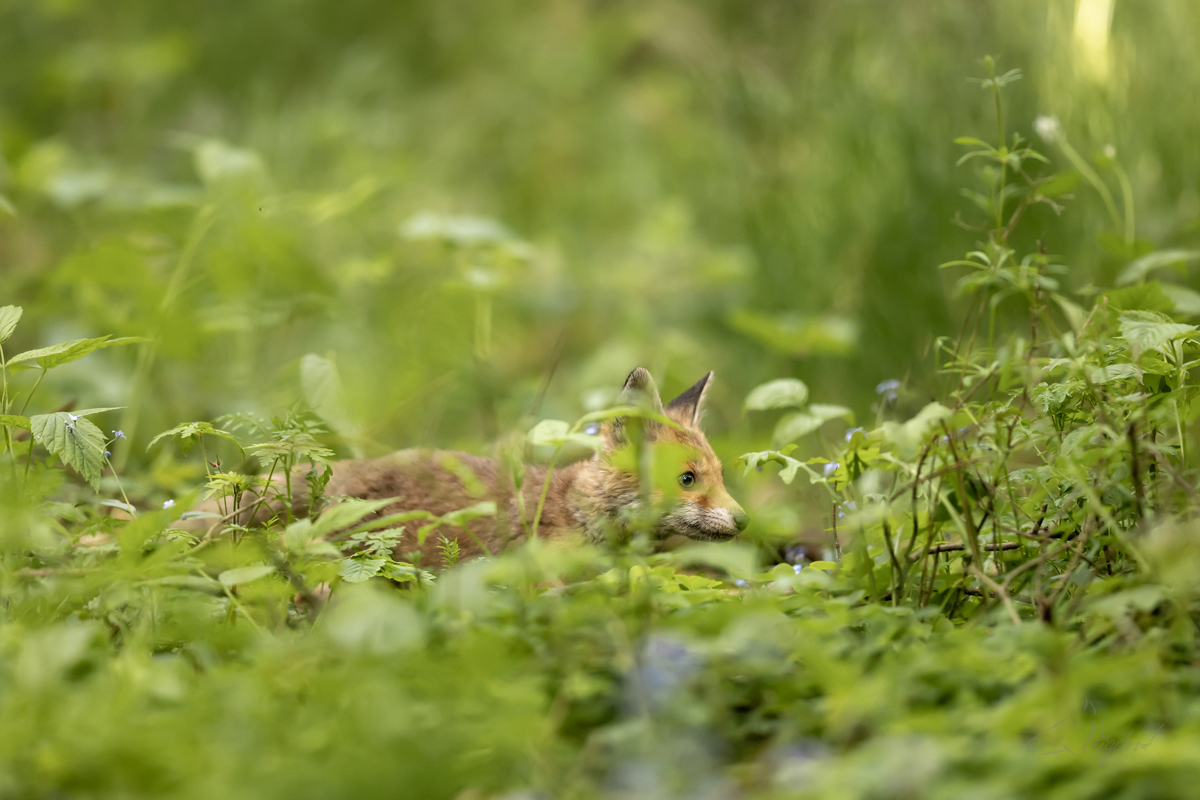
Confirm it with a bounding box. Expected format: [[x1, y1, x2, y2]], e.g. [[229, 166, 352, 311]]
[[604, 367, 664, 449], [666, 371, 713, 428]]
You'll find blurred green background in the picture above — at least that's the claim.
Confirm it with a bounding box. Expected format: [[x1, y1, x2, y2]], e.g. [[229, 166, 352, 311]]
[[1, 0, 1198, 513]]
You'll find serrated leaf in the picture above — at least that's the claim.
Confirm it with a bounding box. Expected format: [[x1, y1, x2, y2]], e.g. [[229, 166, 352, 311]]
[[1119, 311, 1197, 360], [218, 564, 276, 588], [30, 412, 108, 489], [0, 306, 22, 344], [338, 556, 386, 583], [744, 378, 809, 411], [1090, 364, 1140, 384], [0, 414, 31, 430]]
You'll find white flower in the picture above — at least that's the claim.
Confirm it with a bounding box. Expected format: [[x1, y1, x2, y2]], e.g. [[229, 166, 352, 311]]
[[1034, 115, 1061, 143], [162, 499, 175, 510]]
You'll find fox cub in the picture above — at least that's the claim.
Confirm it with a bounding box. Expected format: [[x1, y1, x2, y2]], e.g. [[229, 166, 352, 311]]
[[214, 368, 747, 561]]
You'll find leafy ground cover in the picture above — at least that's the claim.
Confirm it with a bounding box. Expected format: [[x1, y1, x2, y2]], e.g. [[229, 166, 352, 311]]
[[0, 56, 1199, 798]]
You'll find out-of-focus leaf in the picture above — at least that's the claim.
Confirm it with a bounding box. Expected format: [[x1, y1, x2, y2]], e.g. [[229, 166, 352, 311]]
[[0, 305, 22, 343], [880, 402, 952, 459], [0, 414, 31, 430], [300, 353, 363, 456], [1037, 170, 1080, 197], [218, 564, 276, 588], [1116, 250, 1200, 286], [744, 378, 809, 411], [727, 309, 858, 357]]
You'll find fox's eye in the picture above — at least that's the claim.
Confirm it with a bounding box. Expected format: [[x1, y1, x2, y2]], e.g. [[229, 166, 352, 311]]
[[678, 471, 696, 488]]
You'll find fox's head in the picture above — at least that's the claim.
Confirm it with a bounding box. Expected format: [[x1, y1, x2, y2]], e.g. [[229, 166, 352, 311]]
[[587, 367, 748, 542]]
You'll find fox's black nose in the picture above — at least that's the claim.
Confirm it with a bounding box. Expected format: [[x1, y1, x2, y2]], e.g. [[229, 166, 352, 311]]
[[734, 511, 750, 532]]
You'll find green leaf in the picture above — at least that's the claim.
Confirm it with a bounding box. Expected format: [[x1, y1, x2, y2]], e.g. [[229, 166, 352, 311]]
[[1037, 170, 1080, 197], [148, 421, 242, 456], [97, 499, 137, 515], [300, 353, 362, 454], [664, 542, 759, 580], [0, 193, 15, 217], [1116, 250, 1200, 287], [309, 497, 400, 539], [527, 419, 601, 454], [7, 336, 146, 370], [1089, 364, 1140, 384], [727, 309, 858, 357], [1161, 284, 1200, 317], [774, 405, 855, 444], [338, 556, 386, 583], [0, 305, 22, 344], [30, 412, 109, 489], [441, 501, 496, 527], [1119, 311, 1197, 360], [1102, 283, 1174, 314], [0, 414, 31, 430], [880, 402, 952, 459], [744, 378, 809, 411], [218, 564, 276, 588]]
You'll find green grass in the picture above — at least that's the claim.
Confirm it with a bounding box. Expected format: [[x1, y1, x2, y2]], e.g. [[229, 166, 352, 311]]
[[2, 2, 1200, 797]]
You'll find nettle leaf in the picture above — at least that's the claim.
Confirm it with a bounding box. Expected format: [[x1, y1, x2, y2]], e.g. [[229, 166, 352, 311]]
[[1118, 311, 1197, 360], [0, 414, 31, 430], [0, 305, 22, 344], [1090, 364, 1141, 384], [339, 556, 386, 583], [744, 378, 809, 411], [218, 564, 276, 588], [7, 336, 145, 370], [30, 413, 109, 489]]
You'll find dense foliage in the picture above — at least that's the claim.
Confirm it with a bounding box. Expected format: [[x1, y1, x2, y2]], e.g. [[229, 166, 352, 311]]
[[3, 2, 1200, 798]]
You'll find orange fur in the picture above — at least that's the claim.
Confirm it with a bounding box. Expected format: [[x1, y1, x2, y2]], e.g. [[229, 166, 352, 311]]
[[194, 369, 748, 563]]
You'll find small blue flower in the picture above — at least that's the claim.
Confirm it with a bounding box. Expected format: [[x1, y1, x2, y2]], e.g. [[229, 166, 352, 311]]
[[67, 412, 80, 422], [823, 461, 840, 478], [104, 450, 111, 457], [837, 500, 857, 519], [876, 379, 900, 403], [583, 422, 600, 436], [793, 563, 803, 574], [845, 427, 865, 442], [113, 430, 126, 440], [734, 579, 748, 588], [162, 499, 175, 510]]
